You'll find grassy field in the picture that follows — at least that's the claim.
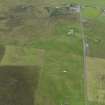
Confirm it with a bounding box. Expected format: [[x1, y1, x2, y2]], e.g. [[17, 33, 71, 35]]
[[2, 0, 105, 105], [1, 46, 44, 66], [0, 66, 40, 105], [81, 1, 105, 105], [82, 5, 105, 58], [87, 57, 105, 105], [0, 46, 42, 105], [0, 0, 85, 104]]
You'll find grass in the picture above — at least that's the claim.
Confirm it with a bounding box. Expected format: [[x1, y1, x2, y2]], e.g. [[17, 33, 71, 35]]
[[33, 12, 84, 105], [82, 7, 100, 19], [80, 3, 105, 105], [82, 2, 105, 105], [0, 6, 85, 105], [3, 0, 105, 104], [87, 57, 105, 105], [0, 46, 43, 105], [36, 51, 84, 105], [0, 0, 92, 105], [0, 66, 40, 105], [1, 46, 45, 66], [3, 0, 105, 105], [0, 45, 5, 62], [82, 5, 105, 58]]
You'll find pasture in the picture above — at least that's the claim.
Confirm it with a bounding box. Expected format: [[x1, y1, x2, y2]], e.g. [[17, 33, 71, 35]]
[[0, 1, 85, 104], [82, 2, 105, 105], [87, 57, 105, 105], [0, 46, 44, 66], [0, 66, 40, 105], [2, 0, 105, 105]]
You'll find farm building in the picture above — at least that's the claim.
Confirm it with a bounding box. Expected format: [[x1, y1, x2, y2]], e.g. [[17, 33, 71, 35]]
[[45, 4, 80, 17]]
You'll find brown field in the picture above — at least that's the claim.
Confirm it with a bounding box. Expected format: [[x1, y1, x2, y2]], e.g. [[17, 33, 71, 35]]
[[87, 57, 105, 105]]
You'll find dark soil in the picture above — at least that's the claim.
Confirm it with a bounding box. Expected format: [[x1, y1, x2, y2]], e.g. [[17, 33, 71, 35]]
[[0, 66, 40, 105], [0, 46, 5, 62]]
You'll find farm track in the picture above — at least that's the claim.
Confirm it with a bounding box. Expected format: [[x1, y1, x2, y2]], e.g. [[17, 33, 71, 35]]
[[80, 4, 88, 105]]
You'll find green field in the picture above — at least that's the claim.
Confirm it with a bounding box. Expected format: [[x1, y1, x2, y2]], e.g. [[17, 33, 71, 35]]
[[1, 46, 44, 66], [82, 5, 105, 58], [82, 1, 105, 105], [0, 46, 42, 105], [1, 0, 105, 105], [0, 13, 84, 105], [0, 0, 85, 104]]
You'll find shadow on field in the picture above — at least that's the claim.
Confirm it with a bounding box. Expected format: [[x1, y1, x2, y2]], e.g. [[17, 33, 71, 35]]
[[0, 66, 40, 105], [0, 46, 5, 62]]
